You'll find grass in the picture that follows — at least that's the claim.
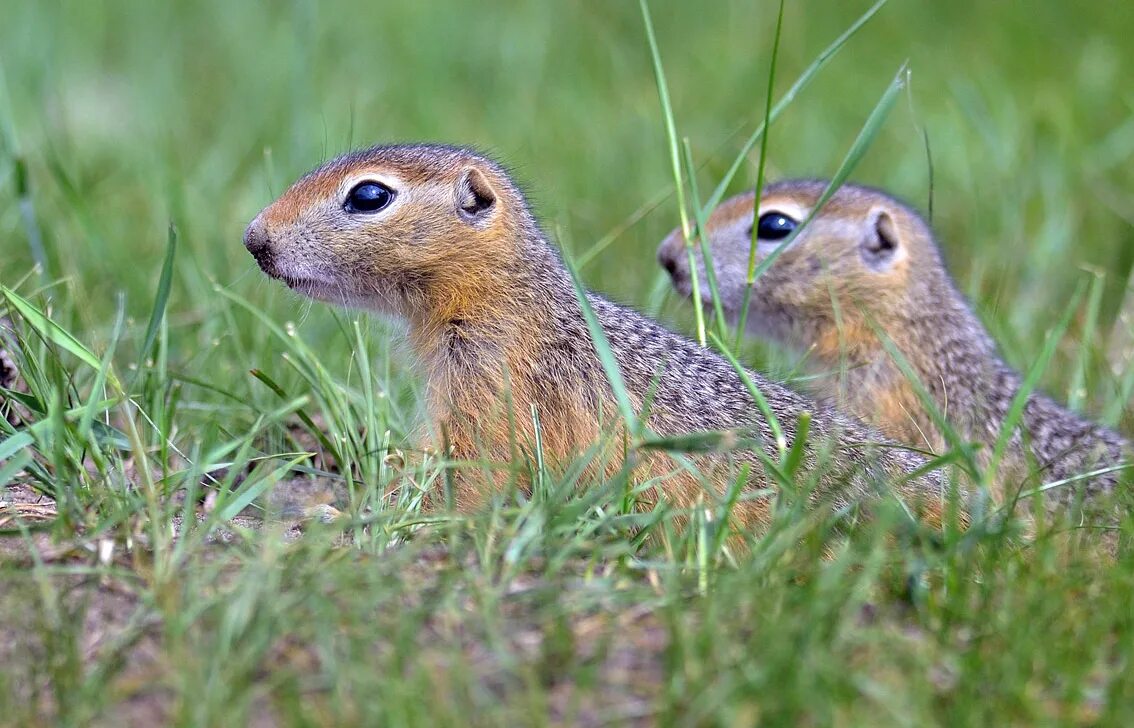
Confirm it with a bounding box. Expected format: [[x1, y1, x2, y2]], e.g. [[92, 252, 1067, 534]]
[[2, 0, 1134, 724]]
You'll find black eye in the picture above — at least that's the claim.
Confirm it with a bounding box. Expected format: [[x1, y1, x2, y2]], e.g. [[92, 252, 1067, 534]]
[[345, 181, 395, 213], [755, 211, 797, 241]]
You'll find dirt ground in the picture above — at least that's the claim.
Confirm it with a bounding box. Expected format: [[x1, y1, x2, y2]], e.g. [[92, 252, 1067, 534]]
[[0, 481, 667, 726]]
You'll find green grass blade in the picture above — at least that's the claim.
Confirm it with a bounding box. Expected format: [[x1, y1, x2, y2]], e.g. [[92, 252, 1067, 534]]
[[0, 448, 31, 488], [1068, 267, 1104, 411], [639, 0, 706, 345], [0, 430, 35, 462], [1018, 462, 1134, 500], [562, 255, 638, 433], [742, 64, 908, 288], [0, 64, 48, 278], [905, 79, 937, 223], [139, 224, 178, 367], [680, 137, 728, 341], [0, 286, 114, 388], [77, 295, 126, 440], [13, 157, 48, 278], [709, 331, 785, 458], [987, 280, 1086, 485], [703, 0, 889, 214], [530, 403, 547, 498], [217, 453, 311, 521], [638, 430, 743, 454], [734, 0, 786, 348], [249, 368, 343, 464], [782, 412, 811, 478]]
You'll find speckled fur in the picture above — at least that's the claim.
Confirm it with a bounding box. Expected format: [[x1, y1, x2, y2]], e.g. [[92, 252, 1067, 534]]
[[658, 180, 1130, 508], [246, 148, 953, 529]]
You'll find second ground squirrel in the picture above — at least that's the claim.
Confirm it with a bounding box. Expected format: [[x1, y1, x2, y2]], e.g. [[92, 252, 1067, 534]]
[[657, 180, 1130, 509], [245, 146, 953, 530]]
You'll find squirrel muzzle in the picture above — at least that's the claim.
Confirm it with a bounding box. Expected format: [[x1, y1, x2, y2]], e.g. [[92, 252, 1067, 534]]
[[243, 215, 278, 277]]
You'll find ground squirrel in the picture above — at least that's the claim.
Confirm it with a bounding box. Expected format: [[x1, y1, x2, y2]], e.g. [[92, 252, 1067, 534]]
[[244, 146, 953, 530], [657, 180, 1130, 508]]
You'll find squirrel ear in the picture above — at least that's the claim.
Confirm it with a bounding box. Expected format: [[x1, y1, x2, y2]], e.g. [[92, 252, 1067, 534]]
[[860, 208, 901, 271], [456, 167, 497, 222]]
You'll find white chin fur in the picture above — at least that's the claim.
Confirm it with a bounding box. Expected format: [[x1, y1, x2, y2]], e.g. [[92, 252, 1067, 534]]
[[280, 277, 356, 307]]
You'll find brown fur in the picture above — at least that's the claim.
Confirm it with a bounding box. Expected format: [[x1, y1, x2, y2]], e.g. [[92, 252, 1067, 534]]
[[246, 148, 955, 534], [658, 179, 1130, 513]]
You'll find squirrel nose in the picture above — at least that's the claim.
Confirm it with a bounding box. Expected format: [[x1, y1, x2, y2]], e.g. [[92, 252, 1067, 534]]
[[657, 241, 683, 281], [243, 216, 269, 254], [243, 216, 276, 271]]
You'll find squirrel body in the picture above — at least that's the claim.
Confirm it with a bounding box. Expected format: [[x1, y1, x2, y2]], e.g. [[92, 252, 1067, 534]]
[[246, 147, 951, 528], [657, 180, 1130, 507]]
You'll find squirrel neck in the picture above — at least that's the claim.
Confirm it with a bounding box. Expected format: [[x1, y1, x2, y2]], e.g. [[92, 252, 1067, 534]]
[[400, 228, 635, 474], [404, 228, 577, 420], [818, 268, 1009, 452], [826, 269, 1129, 491]]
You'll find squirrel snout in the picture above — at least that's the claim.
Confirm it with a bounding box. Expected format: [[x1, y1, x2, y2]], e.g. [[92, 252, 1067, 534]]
[[657, 239, 684, 283], [243, 217, 277, 273]]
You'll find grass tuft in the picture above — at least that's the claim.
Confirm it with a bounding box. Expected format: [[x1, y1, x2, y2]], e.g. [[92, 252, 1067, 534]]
[[0, 1, 1132, 724]]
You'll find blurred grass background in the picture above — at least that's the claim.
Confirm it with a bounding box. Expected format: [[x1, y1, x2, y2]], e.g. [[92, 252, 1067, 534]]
[[3, 0, 1133, 404], [3, 1, 1134, 724]]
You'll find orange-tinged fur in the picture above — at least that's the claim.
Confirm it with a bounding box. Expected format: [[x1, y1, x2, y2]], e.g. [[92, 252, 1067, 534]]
[[658, 179, 1130, 517], [656, 179, 981, 454], [246, 148, 953, 535], [251, 150, 637, 510], [813, 318, 877, 365]]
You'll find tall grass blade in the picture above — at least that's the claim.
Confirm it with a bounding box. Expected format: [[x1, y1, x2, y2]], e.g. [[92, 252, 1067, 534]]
[[0, 286, 113, 387], [0, 448, 31, 488], [77, 296, 126, 440], [139, 224, 178, 368], [562, 255, 638, 434], [1068, 268, 1104, 411], [249, 368, 341, 464], [735, 0, 786, 346], [680, 138, 728, 341], [639, 0, 706, 345], [742, 64, 909, 288], [987, 280, 1085, 486], [709, 331, 785, 458], [703, 0, 889, 213]]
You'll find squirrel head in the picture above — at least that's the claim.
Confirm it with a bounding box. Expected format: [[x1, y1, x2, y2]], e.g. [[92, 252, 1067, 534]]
[[657, 180, 939, 358], [244, 144, 528, 323]]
